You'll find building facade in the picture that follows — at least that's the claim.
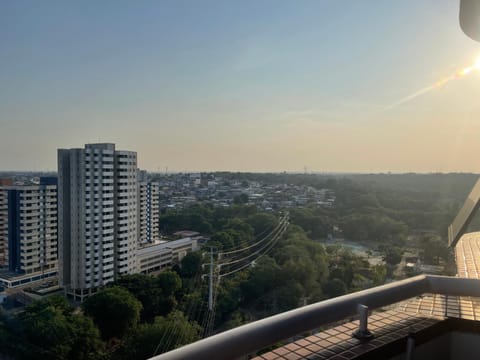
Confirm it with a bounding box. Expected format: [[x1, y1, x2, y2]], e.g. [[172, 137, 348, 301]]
[[0, 189, 8, 267], [0, 178, 58, 288], [58, 143, 138, 300], [137, 237, 198, 275], [138, 175, 160, 244]]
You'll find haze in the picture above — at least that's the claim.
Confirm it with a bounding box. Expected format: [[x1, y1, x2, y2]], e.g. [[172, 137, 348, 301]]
[[1, 0, 480, 173]]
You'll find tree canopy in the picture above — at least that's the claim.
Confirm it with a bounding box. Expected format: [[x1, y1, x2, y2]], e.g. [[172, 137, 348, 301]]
[[6, 296, 105, 360], [83, 286, 143, 340]]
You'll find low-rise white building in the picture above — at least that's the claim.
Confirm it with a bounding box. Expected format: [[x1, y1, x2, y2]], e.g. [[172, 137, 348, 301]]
[[137, 237, 199, 274]]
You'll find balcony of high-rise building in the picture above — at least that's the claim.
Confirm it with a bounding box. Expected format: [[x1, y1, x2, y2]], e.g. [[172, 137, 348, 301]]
[[151, 176, 480, 360]]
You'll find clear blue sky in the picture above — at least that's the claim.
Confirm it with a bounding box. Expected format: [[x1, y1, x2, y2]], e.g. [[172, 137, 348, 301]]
[[1, 0, 479, 172]]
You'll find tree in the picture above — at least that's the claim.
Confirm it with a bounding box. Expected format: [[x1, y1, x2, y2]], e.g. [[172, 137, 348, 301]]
[[419, 236, 449, 265], [370, 264, 387, 285], [241, 256, 280, 303], [341, 213, 407, 244], [116, 272, 182, 322], [238, 226, 329, 313], [324, 278, 347, 297], [68, 315, 106, 360], [12, 296, 104, 360], [83, 286, 142, 340], [0, 308, 17, 357], [225, 310, 254, 330], [383, 247, 403, 266], [16, 296, 75, 359], [180, 251, 203, 278], [187, 213, 212, 234], [246, 213, 278, 237], [274, 281, 305, 311], [116, 274, 160, 322], [209, 231, 235, 250], [289, 208, 333, 239], [157, 270, 182, 295], [116, 311, 201, 360]]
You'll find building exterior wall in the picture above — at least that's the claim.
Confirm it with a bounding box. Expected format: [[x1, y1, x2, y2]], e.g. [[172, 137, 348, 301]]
[[114, 150, 138, 276], [137, 247, 172, 274], [58, 143, 138, 300], [0, 189, 8, 266], [136, 237, 198, 274], [138, 181, 148, 243], [138, 178, 160, 244], [57, 149, 72, 293], [0, 180, 58, 275], [147, 182, 160, 243]]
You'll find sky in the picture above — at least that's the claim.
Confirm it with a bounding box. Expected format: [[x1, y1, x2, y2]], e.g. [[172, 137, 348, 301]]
[[1, 0, 480, 173]]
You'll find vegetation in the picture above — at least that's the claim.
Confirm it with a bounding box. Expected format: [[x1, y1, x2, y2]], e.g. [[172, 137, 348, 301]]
[[115, 271, 181, 322], [0, 173, 469, 359], [2, 296, 105, 360], [83, 286, 143, 340], [115, 311, 201, 360]]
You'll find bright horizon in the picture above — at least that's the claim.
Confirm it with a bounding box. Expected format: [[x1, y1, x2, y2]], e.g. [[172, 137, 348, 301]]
[[2, 1, 480, 173]]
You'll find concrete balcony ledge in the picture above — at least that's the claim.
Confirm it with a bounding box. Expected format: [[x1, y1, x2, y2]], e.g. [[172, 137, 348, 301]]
[[150, 275, 480, 360]]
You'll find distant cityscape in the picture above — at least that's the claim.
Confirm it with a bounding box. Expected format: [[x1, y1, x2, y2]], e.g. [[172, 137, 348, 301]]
[[0, 142, 335, 301], [151, 172, 335, 211], [2, 142, 465, 360]]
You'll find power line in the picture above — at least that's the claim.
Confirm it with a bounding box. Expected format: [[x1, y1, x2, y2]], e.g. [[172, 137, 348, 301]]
[[165, 212, 289, 346], [216, 220, 282, 256], [219, 221, 289, 278], [215, 215, 289, 272], [203, 276, 220, 338], [200, 217, 289, 339], [177, 271, 204, 346], [153, 254, 208, 356], [218, 217, 289, 272]]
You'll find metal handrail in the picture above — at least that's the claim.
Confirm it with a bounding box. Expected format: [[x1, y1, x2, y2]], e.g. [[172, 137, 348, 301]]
[[150, 275, 480, 360]]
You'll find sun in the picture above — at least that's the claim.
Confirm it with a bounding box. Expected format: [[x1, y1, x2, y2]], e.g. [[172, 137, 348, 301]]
[[475, 56, 480, 70]]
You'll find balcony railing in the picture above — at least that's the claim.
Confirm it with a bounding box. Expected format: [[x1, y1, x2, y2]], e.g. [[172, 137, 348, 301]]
[[150, 275, 480, 360]]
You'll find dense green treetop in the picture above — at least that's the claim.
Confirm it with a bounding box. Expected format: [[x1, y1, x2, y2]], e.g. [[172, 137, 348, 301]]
[[82, 286, 143, 340], [5, 296, 105, 360], [115, 311, 201, 360]]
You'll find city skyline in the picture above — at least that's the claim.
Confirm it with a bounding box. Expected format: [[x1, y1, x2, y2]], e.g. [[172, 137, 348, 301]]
[[2, 1, 480, 173]]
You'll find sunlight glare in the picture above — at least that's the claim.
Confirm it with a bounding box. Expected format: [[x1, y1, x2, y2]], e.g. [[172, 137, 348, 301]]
[[475, 56, 480, 70]]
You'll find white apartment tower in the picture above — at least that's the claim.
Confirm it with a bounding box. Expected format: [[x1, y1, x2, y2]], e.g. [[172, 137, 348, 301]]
[[137, 172, 160, 244], [146, 182, 160, 242], [0, 189, 8, 267], [0, 178, 58, 277], [58, 143, 138, 300]]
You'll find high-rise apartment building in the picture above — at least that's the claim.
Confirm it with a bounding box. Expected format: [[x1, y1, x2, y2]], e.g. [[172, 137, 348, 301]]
[[138, 171, 160, 244], [0, 189, 8, 267], [58, 143, 138, 300], [0, 177, 58, 288], [146, 182, 160, 242]]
